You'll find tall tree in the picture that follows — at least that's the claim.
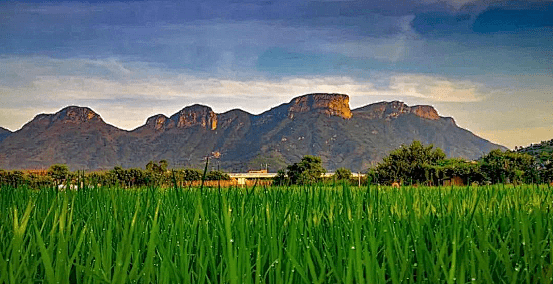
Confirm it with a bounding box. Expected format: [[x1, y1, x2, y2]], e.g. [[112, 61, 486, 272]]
[[48, 164, 69, 185], [373, 141, 446, 185], [275, 155, 326, 185]]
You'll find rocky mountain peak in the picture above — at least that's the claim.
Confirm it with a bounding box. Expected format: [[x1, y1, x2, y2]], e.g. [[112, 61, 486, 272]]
[[53, 106, 102, 123], [171, 104, 218, 130], [287, 93, 352, 119], [353, 101, 441, 121], [145, 114, 169, 131], [410, 105, 440, 120], [20, 106, 104, 131]]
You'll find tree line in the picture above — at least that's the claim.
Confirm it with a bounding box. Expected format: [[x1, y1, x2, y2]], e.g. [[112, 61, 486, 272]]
[[2, 140, 553, 188], [0, 160, 230, 189], [275, 141, 553, 186], [366, 141, 548, 186]]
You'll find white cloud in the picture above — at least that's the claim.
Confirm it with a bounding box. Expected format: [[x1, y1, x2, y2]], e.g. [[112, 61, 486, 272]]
[[0, 57, 488, 131], [386, 74, 484, 102]]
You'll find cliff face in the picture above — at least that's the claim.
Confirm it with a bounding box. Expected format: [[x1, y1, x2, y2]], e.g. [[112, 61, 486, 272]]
[[0, 94, 505, 171], [137, 105, 219, 134], [54, 106, 102, 123], [353, 101, 441, 121], [173, 105, 218, 130], [411, 105, 440, 120], [287, 93, 352, 119], [144, 114, 169, 131]]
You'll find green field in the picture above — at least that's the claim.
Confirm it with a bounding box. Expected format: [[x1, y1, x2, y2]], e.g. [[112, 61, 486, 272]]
[[1, 184, 552, 283]]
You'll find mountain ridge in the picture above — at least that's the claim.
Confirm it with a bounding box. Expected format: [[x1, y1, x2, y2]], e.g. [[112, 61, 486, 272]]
[[0, 127, 11, 144], [0, 93, 506, 171]]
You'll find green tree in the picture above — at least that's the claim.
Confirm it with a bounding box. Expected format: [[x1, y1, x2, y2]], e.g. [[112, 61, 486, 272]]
[[205, 170, 230, 181], [27, 173, 53, 189], [432, 158, 484, 185], [480, 149, 536, 184], [278, 155, 326, 185], [180, 168, 203, 181], [0, 170, 26, 187], [111, 166, 149, 187], [48, 164, 70, 185], [145, 160, 170, 185], [334, 167, 352, 181], [87, 171, 117, 187], [373, 141, 446, 185], [146, 160, 168, 173], [273, 169, 289, 186]]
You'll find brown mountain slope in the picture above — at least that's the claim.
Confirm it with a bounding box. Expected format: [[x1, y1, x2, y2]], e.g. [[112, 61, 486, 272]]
[[0, 106, 126, 170], [0, 94, 506, 171]]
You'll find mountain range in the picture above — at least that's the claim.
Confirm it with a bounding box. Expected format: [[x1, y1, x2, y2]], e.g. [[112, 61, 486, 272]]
[[0, 93, 505, 172]]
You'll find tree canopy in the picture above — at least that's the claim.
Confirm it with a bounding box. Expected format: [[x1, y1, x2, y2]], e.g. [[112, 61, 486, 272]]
[[371, 141, 446, 185], [480, 149, 536, 184], [368, 141, 541, 185], [334, 167, 352, 181], [274, 155, 326, 185], [48, 164, 70, 185]]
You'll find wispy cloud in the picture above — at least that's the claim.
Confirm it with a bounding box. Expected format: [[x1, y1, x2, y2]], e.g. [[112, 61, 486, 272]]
[[386, 74, 484, 102], [0, 57, 491, 130]]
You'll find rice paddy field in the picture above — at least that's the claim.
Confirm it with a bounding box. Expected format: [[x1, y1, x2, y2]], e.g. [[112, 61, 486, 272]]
[[1, 183, 552, 283]]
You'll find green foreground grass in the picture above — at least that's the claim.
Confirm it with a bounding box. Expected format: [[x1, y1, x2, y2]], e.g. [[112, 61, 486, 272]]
[[1, 184, 552, 283]]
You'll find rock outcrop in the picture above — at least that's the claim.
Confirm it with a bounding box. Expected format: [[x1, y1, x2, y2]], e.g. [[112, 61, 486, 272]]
[[139, 105, 219, 132], [172, 105, 218, 130], [353, 101, 440, 121], [411, 105, 440, 120], [54, 106, 102, 123], [287, 93, 352, 119], [144, 114, 169, 131]]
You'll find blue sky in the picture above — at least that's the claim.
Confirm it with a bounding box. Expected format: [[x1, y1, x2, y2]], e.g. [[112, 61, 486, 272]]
[[1, 0, 552, 148]]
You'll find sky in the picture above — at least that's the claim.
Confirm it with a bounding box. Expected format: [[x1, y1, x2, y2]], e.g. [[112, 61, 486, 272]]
[[1, 0, 552, 149]]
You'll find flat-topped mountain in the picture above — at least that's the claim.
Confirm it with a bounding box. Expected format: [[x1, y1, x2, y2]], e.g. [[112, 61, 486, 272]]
[[287, 93, 352, 119], [0, 93, 505, 171], [354, 101, 441, 120]]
